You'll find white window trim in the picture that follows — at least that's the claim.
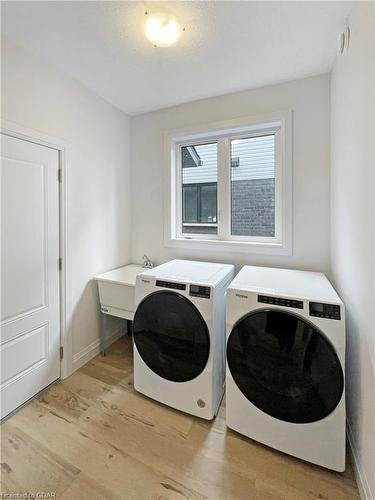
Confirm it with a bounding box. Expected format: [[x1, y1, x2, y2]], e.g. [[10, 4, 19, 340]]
[[163, 110, 293, 256]]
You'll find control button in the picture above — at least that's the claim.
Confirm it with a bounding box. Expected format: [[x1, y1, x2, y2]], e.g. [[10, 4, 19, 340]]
[[258, 295, 303, 309]]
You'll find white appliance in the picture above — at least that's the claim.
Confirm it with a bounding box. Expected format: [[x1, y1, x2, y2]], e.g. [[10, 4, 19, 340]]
[[133, 259, 234, 419], [226, 266, 346, 471]]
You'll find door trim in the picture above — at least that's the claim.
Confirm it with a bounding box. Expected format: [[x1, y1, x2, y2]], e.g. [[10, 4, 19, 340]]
[[1, 119, 72, 378]]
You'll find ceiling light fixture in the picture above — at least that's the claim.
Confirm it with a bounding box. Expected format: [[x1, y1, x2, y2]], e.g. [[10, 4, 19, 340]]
[[144, 8, 182, 48]]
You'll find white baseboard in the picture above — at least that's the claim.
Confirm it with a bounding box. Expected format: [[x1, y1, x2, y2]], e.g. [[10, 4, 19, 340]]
[[347, 419, 374, 500], [72, 327, 126, 373]]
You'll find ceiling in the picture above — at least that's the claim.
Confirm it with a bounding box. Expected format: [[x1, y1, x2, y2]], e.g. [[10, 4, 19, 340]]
[[2, 1, 352, 115]]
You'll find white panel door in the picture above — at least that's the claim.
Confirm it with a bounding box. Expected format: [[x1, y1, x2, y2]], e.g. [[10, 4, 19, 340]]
[[1, 133, 60, 419]]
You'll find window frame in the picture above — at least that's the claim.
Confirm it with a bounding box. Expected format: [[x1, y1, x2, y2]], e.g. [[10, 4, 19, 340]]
[[164, 110, 293, 256], [177, 139, 219, 240]]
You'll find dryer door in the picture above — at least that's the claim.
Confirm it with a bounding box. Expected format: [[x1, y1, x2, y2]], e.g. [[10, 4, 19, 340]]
[[133, 291, 210, 382], [227, 309, 344, 423]]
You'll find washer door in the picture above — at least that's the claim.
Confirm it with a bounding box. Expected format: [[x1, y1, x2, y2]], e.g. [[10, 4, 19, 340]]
[[133, 291, 210, 382], [227, 309, 344, 423]]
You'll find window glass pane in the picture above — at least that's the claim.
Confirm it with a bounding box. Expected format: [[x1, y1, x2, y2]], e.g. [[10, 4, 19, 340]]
[[182, 143, 218, 235], [231, 135, 275, 237], [200, 184, 217, 223], [182, 185, 198, 223]]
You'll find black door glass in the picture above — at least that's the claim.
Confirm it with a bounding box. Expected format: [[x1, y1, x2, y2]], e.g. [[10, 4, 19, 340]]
[[133, 291, 210, 382], [227, 310, 344, 423]]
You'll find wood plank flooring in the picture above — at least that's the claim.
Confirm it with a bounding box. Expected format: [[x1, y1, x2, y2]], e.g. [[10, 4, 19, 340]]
[[1, 336, 359, 500]]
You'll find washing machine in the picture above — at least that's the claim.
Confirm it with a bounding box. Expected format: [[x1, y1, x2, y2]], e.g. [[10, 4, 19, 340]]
[[226, 265, 345, 471], [133, 259, 235, 419]]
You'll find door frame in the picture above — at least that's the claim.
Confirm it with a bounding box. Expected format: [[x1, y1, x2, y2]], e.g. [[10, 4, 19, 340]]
[[1, 119, 72, 378]]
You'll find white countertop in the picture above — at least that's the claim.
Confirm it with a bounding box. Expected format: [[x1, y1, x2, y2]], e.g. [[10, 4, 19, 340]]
[[228, 265, 342, 304], [95, 264, 144, 286], [139, 259, 234, 286]]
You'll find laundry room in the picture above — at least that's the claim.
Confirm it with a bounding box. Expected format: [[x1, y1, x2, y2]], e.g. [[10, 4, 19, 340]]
[[0, 1, 374, 499]]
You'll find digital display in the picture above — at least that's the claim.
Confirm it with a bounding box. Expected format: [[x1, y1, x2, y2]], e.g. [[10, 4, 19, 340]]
[[309, 302, 341, 320], [312, 303, 324, 313], [189, 285, 210, 299]]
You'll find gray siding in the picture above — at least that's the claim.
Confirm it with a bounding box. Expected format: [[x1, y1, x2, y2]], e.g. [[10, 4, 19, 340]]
[[182, 135, 275, 184]]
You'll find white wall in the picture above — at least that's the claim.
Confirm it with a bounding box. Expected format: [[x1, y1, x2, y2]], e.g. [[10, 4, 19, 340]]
[[1, 37, 132, 372], [131, 74, 331, 273], [330, 3, 374, 499]]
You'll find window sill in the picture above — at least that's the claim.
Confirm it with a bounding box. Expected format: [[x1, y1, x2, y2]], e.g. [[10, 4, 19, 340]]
[[182, 223, 218, 227], [165, 236, 292, 256]]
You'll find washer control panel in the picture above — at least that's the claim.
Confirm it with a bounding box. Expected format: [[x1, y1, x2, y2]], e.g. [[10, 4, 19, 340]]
[[258, 295, 303, 309], [156, 280, 186, 291], [309, 302, 341, 320], [190, 285, 211, 299]]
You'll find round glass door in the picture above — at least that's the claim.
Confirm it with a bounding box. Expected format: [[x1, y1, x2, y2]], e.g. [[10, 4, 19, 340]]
[[227, 309, 344, 423], [133, 291, 210, 382]]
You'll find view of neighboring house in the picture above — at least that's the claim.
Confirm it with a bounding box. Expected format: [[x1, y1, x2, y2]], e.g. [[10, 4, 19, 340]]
[[182, 135, 275, 236]]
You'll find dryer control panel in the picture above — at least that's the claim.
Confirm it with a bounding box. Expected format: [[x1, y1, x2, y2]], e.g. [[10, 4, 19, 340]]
[[309, 302, 341, 320], [190, 285, 211, 299], [156, 280, 186, 291], [258, 295, 303, 309]]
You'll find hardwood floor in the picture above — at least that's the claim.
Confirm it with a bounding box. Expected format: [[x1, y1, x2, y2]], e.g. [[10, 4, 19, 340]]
[[1, 336, 359, 500]]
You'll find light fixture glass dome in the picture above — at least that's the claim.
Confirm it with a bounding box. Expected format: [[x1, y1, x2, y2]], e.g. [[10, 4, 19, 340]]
[[144, 8, 181, 47]]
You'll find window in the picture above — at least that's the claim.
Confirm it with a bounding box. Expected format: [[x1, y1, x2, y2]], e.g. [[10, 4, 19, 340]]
[[182, 143, 218, 235], [166, 111, 292, 255], [182, 183, 217, 234], [231, 134, 275, 238]]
